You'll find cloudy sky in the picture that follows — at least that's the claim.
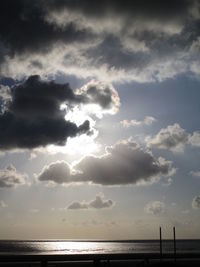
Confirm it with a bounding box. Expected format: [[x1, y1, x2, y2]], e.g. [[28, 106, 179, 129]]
[[0, 0, 200, 239]]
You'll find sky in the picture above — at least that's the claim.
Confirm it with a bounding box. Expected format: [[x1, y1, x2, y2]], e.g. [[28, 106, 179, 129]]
[[0, 0, 200, 240]]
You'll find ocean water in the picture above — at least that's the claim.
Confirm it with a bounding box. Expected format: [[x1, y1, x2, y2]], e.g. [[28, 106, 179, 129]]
[[0, 240, 200, 255]]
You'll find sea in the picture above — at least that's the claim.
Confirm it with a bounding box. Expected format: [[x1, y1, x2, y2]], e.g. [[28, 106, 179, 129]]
[[0, 240, 200, 255]]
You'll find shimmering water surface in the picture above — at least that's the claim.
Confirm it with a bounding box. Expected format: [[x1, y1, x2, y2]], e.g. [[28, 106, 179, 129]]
[[0, 240, 200, 255]]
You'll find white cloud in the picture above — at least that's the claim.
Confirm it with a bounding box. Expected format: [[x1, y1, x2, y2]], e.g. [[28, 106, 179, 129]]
[[0, 165, 27, 188], [147, 123, 200, 152], [0, 85, 11, 113], [121, 116, 156, 128], [0, 85, 11, 101], [144, 116, 157, 125], [68, 193, 114, 210], [121, 119, 141, 127], [190, 171, 200, 177], [181, 210, 190, 214], [192, 196, 200, 209], [29, 209, 39, 213], [0, 200, 7, 208], [162, 177, 173, 187], [145, 201, 165, 215], [147, 124, 188, 152], [0, 151, 5, 157], [189, 132, 200, 147]]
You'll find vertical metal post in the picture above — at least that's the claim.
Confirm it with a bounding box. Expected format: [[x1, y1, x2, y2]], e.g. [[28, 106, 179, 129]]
[[173, 226, 176, 262], [159, 226, 162, 261]]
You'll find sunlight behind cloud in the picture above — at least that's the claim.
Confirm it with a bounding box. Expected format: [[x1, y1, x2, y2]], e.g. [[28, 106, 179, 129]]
[[64, 134, 100, 157], [45, 132, 99, 157], [64, 105, 96, 127], [46, 103, 100, 157]]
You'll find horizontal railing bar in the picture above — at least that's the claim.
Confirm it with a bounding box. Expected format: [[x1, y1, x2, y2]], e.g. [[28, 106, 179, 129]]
[[0, 252, 200, 263]]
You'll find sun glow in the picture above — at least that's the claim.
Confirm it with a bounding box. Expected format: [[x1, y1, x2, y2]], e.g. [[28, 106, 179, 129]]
[[65, 134, 100, 156], [44, 80, 120, 158], [64, 105, 96, 127], [45, 132, 99, 157], [45, 104, 100, 157]]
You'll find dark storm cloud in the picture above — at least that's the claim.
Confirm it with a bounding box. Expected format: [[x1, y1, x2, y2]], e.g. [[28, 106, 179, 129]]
[[85, 35, 150, 70], [9, 75, 77, 118], [0, 75, 90, 150], [0, 75, 120, 150], [0, 0, 93, 67], [37, 140, 175, 186], [0, 112, 89, 149], [46, 0, 192, 21], [0, 0, 199, 81], [45, 0, 200, 81], [75, 141, 174, 185]]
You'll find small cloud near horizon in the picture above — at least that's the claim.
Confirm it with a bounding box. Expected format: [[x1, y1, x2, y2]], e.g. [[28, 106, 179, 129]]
[[145, 201, 165, 215], [67, 193, 115, 210]]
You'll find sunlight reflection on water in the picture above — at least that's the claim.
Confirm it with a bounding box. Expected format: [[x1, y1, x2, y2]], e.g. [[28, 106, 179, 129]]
[[39, 241, 103, 254], [1, 240, 200, 255]]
